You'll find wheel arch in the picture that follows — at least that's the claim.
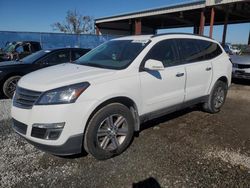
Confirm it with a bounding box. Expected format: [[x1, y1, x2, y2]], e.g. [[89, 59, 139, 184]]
[[84, 96, 140, 136]]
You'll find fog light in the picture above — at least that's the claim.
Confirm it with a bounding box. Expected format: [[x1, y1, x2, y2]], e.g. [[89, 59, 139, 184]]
[[31, 123, 65, 140]]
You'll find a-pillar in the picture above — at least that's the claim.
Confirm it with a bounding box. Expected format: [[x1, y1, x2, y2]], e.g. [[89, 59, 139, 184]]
[[135, 19, 142, 35], [222, 8, 229, 46], [199, 10, 205, 35], [209, 7, 215, 38]]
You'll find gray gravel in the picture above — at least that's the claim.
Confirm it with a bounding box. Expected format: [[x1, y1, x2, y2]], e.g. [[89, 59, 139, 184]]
[[0, 83, 250, 188], [0, 99, 11, 121]]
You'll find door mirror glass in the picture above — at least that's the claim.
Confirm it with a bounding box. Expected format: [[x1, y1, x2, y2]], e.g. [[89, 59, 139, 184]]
[[144, 59, 164, 71]]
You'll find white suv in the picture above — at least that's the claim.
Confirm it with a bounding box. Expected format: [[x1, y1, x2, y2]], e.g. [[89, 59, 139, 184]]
[[11, 34, 232, 160]]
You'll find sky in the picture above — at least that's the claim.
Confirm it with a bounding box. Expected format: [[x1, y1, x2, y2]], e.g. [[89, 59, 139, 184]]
[[0, 0, 249, 44]]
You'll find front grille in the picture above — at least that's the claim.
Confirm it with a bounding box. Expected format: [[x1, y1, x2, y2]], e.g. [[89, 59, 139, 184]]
[[13, 87, 42, 109], [12, 119, 28, 135], [31, 127, 47, 139], [238, 64, 250, 69]]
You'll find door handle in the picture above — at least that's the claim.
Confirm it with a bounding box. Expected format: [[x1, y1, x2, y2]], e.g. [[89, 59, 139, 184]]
[[206, 67, 212, 71], [176, 72, 184, 77]]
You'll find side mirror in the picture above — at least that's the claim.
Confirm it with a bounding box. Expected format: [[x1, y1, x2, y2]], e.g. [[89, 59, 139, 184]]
[[144, 59, 164, 71]]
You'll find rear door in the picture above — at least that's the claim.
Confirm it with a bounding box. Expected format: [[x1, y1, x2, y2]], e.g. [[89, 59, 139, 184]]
[[177, 39, 213, 101], [139, 39, 186, 114]]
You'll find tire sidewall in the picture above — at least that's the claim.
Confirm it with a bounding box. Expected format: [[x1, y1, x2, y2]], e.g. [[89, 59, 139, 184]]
[[3, 76, 21, 98], [210, 81, 228, 113], [84, 103, 134, 160]]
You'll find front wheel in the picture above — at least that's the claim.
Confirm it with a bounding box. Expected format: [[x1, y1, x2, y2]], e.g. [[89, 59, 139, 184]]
[[202, 80, 228, 113], [84, 103, 135, 160], [3, 76, 21, 99]]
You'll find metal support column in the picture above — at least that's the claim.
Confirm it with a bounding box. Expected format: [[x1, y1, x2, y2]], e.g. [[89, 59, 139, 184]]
[[193, 25, 199, 34], [135, 19, 142, 35], [222, 9, 229, 46], [248, 31, 250, 45], [199, 10, 205, 35], [95, 25, 100, 35], [209, 7, 215, 38]]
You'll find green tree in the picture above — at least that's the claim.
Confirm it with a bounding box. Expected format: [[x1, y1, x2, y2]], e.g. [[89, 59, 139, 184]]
[[52, 10, 94, 34]]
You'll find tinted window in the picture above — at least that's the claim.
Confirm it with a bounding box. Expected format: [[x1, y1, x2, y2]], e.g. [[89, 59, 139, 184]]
[[198, 40, 222, 60], [21, 50, 50, 64], [43, 50, 70, 65], [177, 39, 223, 63], [177, 39, 204, 63], [144, 39, 179, 67]]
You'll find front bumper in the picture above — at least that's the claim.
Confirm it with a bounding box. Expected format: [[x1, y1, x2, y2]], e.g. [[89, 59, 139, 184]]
[[11, 99, 97, 155], [14, 126, 84, 156], [232, 68, 250, 79]]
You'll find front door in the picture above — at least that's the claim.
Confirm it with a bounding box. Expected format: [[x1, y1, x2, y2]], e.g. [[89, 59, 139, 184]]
[[139, 39, 186, 115]]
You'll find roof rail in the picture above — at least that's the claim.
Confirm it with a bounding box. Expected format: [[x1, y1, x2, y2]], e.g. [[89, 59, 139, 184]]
[[151, 32, 213, 40]]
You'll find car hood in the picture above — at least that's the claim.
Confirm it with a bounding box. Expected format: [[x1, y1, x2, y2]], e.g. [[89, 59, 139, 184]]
[[18, 63, 116, 91], [0, 60, 25, 67], [230, 55, 250, 65]]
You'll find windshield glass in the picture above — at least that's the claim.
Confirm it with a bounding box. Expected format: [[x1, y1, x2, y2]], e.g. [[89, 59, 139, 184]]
[[21, 50, 50, 64], [75, 40, 150, 69]]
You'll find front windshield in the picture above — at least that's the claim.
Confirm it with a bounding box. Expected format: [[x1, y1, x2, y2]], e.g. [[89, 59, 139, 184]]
[[75, 40, 150, 69], [20, 50, 50, 63]]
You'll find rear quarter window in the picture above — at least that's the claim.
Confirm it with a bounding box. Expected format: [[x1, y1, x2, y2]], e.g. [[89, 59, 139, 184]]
[[198, 40, 223, 60], [177, 38, 223, 63]]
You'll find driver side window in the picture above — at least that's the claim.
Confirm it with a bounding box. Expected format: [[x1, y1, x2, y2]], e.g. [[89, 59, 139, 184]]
[[144, 39, 179, 67]]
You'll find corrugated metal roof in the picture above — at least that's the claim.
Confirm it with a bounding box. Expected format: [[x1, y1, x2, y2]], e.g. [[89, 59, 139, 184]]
[[95, 0, 206, 23]]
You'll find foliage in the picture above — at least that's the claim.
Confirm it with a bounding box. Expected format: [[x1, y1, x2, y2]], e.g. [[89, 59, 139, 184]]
[[52, 10, 94, 34]]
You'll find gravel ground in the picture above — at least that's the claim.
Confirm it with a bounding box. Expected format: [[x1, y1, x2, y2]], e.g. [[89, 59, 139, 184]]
[[0, 83, 250, 188]]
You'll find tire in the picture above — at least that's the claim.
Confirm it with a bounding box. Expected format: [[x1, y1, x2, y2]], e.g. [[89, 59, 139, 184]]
[[84, 103, 135, 160], [3, 76, 21, 99], [202, 80, 228, 113]]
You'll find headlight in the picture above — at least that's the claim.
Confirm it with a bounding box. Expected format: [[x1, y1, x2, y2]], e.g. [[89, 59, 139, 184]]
[[36, 82, 90, 105]]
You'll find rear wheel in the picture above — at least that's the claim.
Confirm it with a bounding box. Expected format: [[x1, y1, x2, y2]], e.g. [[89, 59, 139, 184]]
[[202, 80, 228, 113], [84, 103, 134, 160], [3, 76, 21, 99]]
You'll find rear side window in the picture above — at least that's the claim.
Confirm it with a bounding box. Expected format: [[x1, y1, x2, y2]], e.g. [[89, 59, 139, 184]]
[[177, 39, 223, 63], [144, 39, 179, 67], [177, 39, 204, 63], [198, 40, 222, 60]]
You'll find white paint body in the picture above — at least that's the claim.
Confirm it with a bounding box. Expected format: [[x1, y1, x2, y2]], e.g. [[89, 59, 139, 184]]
[[11, 34, 232, 147]]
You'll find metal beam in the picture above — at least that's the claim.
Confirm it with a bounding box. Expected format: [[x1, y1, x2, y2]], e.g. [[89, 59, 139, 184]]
[[163, 14, 194, 25]]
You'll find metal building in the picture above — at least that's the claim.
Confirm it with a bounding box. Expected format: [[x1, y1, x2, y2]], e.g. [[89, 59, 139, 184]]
[[95, 0, 250, 44]]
